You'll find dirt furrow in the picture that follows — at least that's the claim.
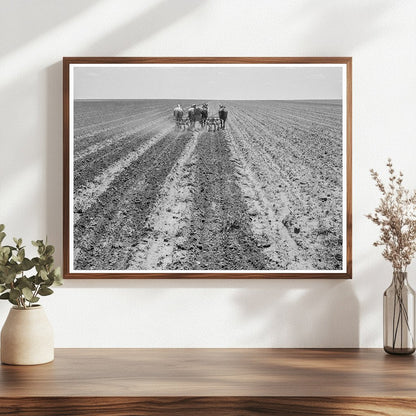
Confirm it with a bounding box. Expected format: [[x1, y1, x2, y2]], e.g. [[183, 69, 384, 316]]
[[74, 130, 192, 270], [235, 103, 342, 139], [230, 105, 341, 193], [226, 117, 314, 269], [234, 104, 342, 152], [227, 105, 342, 270], [229, 109, 306, 209], [74, 113, 169, 164], [74, 107, 170, 153], [73, 126, 174, 224], [232, 102, 343, 195], [224, 128, 312, 270], [75, 104, 166, 130], [75, 111, 151, 135], [180, 130, 268, 270], [74, 104, 172, 140], [236, 100, 343, 128], [73, 118, 174, 191], [128, 130, 198, 270]]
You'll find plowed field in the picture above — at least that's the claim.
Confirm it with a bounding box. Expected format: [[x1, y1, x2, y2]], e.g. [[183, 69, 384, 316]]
[[73, 99, 343, 271]]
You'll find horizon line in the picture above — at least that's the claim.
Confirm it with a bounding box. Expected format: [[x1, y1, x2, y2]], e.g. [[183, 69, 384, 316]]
[[74, 98, 342, 101]]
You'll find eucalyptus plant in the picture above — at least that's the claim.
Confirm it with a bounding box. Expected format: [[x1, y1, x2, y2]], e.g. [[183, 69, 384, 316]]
[[0, 224, 62, 309]]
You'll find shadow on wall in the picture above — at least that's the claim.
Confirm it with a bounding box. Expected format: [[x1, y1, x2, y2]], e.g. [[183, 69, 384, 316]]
[[354, 249, 391, 347], [82, 0, 206, 55], [46, 62, 64, 264], [0, 0, 102, 56], [233, 279, 359, 347], [45, 0, 205, 264], [290, 0, 393, 53]]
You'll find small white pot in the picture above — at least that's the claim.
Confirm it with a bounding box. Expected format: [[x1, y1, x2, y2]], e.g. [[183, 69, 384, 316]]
[[1, 305, 54, 365]]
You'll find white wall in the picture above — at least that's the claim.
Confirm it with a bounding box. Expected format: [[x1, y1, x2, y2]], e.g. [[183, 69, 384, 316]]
[[1, 0, 415, 347]]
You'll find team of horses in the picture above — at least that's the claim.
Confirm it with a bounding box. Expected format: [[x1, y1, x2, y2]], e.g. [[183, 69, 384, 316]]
[[173, 104, 228, 131]]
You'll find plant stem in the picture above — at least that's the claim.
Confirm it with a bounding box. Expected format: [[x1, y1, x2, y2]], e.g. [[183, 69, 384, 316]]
[[391, 274, 415, 350], [392, 286, 397, 346]]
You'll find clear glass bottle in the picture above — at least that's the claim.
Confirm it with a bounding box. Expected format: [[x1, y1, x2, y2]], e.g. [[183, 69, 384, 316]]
[[384, 271, 415, 355]]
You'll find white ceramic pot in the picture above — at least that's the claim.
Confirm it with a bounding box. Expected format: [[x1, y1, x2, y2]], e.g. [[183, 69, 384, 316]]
[[1, 305, 54, 365]]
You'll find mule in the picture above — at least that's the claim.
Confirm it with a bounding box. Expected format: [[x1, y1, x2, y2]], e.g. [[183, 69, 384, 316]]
[[173, 106, 183, 128], [188, 105, 204, 130], [201, 104, 208, 127], [219, 106, 228, 129]]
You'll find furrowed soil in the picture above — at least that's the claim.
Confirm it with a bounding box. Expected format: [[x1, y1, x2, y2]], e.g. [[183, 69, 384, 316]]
[[73, 99, 344, 271], [175, 130, 267, 270], [74, 128, 192, 270]]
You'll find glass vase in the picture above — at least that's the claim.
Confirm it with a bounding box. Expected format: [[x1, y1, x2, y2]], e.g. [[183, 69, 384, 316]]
[[383, 271, 415, 355]]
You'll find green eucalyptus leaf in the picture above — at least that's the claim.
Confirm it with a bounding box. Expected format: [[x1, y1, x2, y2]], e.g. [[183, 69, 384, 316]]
[[22, 287, 34, 301], [45, 245, 55, 256], [0, 246, 15, 266], [34, 275, 43, 285], [17, 276, 35, 290], [0, 246, 10, 255], [38, 287, 53, 296], [3, 271, 17, 284], [9, 288, 21, 301], [43, 256, 54, 266], [21, 258, 34, 271], [0, 291, 17, 306], [52, 267, 63, 285], [3, 245, 16, 251], [39, 269, 48, 281], [21, 287, 32, 298], [17, 248, 25, 262], [0, 292, 9, 299], [9, 263, 21, 274], [0, 229, 61, 300]]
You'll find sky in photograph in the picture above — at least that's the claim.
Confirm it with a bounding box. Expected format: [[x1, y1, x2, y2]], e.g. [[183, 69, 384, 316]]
[[74, 65, 343, 100]]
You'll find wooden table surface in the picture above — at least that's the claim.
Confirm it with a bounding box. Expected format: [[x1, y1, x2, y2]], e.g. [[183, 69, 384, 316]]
[[1, 348, 416, 415]]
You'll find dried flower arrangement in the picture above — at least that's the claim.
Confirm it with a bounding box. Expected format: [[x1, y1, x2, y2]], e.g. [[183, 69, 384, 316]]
[[367, 159, 416, 354], [366, 159, 416, 272]]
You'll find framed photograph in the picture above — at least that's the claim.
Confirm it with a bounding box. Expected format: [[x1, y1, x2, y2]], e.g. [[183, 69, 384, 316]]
[[63, 57, 352, 279]]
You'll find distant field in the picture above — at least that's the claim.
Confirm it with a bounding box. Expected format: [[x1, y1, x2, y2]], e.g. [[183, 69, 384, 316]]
[[72, 99, 343, 271]]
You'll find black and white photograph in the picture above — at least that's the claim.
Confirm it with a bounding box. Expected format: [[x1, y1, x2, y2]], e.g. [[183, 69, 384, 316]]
[[65, 58, 351, 278]]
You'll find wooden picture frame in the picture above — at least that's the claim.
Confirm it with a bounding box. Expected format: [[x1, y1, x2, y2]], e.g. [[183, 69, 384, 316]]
[[63, 57, 352, 279]]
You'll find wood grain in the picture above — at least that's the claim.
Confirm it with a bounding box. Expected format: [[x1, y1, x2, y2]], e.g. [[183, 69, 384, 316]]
[[1, 397, 416, 416], [1, 348, 415, 396], [63, 57, 353, 279], [1, 349, 415, 415]]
